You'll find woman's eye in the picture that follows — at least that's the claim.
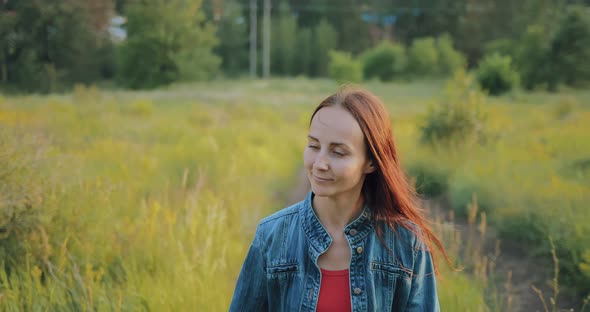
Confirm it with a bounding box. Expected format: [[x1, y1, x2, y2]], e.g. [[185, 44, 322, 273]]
[[308, 145, 319, 149], [333, 151, 345, 156]]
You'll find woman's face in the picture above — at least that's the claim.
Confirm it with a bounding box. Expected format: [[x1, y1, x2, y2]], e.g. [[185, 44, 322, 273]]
[[304, 106, 375, 198]]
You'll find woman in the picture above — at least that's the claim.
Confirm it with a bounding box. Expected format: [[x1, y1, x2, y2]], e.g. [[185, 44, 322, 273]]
[[229, 86, 449, 311]]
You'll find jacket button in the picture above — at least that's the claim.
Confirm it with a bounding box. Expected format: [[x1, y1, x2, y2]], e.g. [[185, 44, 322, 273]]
[[353, 287, 362, 295], [356, 246, 363, 254], [349, 229, 358, 236]]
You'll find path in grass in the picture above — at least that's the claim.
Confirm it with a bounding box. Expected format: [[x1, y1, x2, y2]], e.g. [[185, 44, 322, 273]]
[[287, 169, 578, 312]]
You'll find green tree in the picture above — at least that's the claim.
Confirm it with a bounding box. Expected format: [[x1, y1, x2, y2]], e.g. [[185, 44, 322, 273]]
[[436, 34, 465, 76], [476, 53, 519, 96], [514, 25, 550, 90], [215, 0, 248, 76], [361, 41, 406, 81], [117, 0, 219, 89], [328, 50, 363, 84], [548, 5, 590, 89], [0, 0, 112, 92], [271, 1, 298, 76], [407, 37, 439, 76], [310, 19, 337, 77], [294, 28, 313, 76]]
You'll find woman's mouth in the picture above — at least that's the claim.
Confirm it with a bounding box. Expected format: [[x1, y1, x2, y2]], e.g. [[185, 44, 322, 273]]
[[312, 175, 333, 183]]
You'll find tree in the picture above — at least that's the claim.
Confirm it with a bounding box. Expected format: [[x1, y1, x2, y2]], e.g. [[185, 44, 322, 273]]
[[310, 19, 337, 77], [117, 0, 219, 89], [548, 5, 590, 89], [271, 1, 298, 76], [0, 0, 113, 92], [215, 0, 249, 76]]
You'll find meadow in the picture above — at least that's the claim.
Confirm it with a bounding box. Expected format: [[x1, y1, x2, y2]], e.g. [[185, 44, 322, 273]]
[[0, 78, 589, 311]]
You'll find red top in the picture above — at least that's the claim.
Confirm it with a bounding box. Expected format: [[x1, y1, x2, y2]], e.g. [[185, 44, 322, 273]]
[[316, 268, 352, 312]]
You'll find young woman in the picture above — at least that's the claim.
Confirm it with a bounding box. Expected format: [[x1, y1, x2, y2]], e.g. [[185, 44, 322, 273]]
[[229, 87, 449, 311]]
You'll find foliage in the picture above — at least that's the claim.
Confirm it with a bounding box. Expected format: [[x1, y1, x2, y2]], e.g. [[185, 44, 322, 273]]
[[484, 38, 516, 58], [407, 37, 439, 77], [476, 53, 519, 96], [547, 5, 590, 89], [310, 19, 338, 77], [420, 70, 487, 147], [0, 129, 47, 270], [436, 34, 466, 76], [328, 50, 363, 84], [406, 163, 449, 198], [0, 1, 113, 92], [514, 25, 551, 90], [294, 28, 313, 76], [271, 1, 298, 76], [116, 0, 219, 89], [214, 0, 248, 76], [361, 41, 406, 81]]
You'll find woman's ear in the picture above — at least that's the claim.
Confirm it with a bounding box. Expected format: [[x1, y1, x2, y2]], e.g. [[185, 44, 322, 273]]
[[364, 160, 376, 174]]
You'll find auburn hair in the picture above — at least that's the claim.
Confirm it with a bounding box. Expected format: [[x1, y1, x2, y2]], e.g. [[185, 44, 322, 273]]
[[310, 86, 451, 273]]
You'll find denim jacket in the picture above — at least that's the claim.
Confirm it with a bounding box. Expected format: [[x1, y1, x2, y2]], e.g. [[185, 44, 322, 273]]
[[229, 192, 440, 312]]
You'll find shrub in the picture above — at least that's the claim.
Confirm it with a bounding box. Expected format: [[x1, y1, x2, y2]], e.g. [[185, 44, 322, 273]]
[[310, 19, 338, 77], [514, 25, 551, 90], [407, 163, 450, 198], [271, 1, 298, 76], [436, 34, 466, 76], [476, 53, 519, 96], [420, 69, 487, 146], [0, 130, 47, 269], [116, 0, 219, 89], [328, 50, 363, 84], [548, 5, 590, 89], [484, 38, 516, 58], [407, 37, 439, 76], [449, 178, 496, 217], [361, 41, 406, 81]]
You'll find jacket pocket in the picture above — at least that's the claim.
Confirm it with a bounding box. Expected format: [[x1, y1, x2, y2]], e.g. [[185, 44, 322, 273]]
[[266, 263, 299, 278], [370, 261, 412, 279]]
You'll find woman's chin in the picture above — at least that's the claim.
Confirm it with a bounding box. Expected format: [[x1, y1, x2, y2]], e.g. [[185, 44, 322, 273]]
[[310, 185, 334, 197]]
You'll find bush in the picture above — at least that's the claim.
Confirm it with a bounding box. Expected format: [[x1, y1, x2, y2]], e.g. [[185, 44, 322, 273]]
[[436, 34, 466, 76], [449, 178, 497, 217], [116, 0, 219, 89], [294, 28, 313, 76], [421, 69, 487, 146], [361, 41, 406, 81], [328, 50, 363, 84], [0, 130, 47, 269], [407, 37, 439, 76], [484, 38, 516, 58], [311, 19, 338, 77], [548, 5, 590, 89], [476, 53, 519, 96], [407, 163, 450, 198], [271, 1, 298, 76], [515, 25, 551, 90]]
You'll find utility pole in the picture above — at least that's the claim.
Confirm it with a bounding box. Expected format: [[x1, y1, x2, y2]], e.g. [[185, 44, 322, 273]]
[[250, 0, 257, 78], [262, 0, 271, 79]]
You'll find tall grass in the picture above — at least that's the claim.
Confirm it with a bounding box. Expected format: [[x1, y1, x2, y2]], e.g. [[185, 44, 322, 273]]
[[1, 78, 588, 310]]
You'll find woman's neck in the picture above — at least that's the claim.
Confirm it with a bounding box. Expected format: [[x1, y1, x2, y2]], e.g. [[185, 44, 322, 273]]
[[312, 191, 364, 233]]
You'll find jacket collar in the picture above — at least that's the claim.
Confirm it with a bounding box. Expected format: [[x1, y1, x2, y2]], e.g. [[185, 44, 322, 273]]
[[300, 191, 373, 254]]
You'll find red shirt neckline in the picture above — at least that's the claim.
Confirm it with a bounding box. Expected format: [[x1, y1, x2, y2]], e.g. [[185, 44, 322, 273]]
[[320, 268, 349, 276]]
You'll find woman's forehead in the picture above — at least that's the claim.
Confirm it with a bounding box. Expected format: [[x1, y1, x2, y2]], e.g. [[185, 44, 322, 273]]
[[309, 106, 364, 145]]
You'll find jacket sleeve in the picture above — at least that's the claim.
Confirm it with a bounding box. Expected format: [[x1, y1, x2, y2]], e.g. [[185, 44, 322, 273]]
[[229, 225, 268, 312], [406, 240, 440, 312]]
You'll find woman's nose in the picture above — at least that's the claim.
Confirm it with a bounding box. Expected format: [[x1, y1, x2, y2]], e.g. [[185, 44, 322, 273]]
[[314, 151, 329, 170]]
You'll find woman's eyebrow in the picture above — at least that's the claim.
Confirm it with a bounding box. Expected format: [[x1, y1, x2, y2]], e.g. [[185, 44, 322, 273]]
[[307, 135, 348, 148]]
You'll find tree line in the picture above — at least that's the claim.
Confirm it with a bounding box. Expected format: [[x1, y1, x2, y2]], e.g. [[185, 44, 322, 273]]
[[0, 0, 589, 92]]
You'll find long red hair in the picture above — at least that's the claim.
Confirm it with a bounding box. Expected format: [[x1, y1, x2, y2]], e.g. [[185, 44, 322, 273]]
[[310, 86, 451, 272]]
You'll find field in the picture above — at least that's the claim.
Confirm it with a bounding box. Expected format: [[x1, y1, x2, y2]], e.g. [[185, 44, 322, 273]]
[[1, 78, 589, 311]]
